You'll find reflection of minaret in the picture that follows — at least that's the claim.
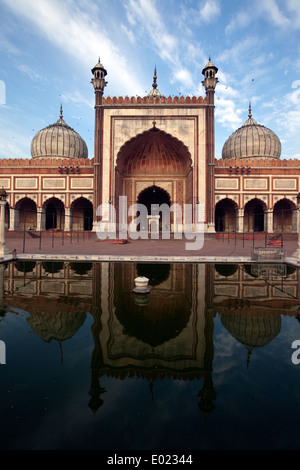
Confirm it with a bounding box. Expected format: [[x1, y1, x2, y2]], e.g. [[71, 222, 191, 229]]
[[198, 264, 217, 417], [149, 380, 154, 401], [88, 262, 107, 414], [0, 263, 6, 318], [198, 375, 216, 417]]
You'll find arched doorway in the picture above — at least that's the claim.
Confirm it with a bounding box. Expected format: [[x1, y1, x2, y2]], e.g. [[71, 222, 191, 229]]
[[137, 185, 171, 231], [244, 199, 266, 232], [44, 198, 65, 230], [273, 199, 296, 232], [71, 198, 93, 231], [215, 198, 237, 232], [115, 126, 193, 232], [15, 198, 37, 230]]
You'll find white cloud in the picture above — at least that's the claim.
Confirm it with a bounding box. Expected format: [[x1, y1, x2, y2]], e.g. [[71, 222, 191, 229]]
[[1, 0, 145, 97], [121, 24, 136, 44], [172, 68, 194, 89], [215, 98, 243, 131], [199, 0, 221, 22], [259, 0, 289, 28], [59, 90, 94, 109], [16, 64, 47, 82], [225, 9, 253, 35]]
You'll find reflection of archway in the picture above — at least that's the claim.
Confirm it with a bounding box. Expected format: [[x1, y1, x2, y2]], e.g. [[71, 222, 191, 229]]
[[70, 262, 93, 275], [15, 198, 37, 230], [215, 198, 237, 232], [215, 264, 238, 277], [14, 260, 36, 273], [71, 197, 93, 231], [244, 198, 266, 232], [115, 127, 193, 230], [273, 199, 296, 232], [137, 263, 171, 286], [115, 292, 191, 348], [44, 198, 65, 230], [113, 263, 192, 348], [42, 262, 64, 274]]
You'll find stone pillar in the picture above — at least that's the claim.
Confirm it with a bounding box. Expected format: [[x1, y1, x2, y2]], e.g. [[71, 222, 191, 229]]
[[64, 208, 72, 232], [237, 209, 244, 233], [266, 210, 273, 234], [36, 208, 46, 231], [0, 200, 10, 256], [9, 208, 19, 231]]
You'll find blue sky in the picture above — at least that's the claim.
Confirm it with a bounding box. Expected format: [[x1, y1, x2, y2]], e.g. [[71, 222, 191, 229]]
[[1, 0, 300, 160]]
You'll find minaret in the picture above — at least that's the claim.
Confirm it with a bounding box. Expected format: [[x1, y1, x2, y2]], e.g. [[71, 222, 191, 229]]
[[91, 58, 108, 230], [202, 57, 218, 232]]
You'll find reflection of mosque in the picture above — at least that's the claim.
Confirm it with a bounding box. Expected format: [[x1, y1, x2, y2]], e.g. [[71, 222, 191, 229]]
[[1, 260, 300, 416]]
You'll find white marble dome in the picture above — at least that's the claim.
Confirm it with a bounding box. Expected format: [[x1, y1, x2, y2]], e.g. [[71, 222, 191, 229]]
[[222, 105, 281, 160], [31, 106, 88, 159]]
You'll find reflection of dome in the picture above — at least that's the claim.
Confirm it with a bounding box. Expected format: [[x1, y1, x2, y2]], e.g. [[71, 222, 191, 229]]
[[27, 310, 87, 343], [222, 104, 281, 160], [31, 105, 88, 159], [221, 312, 281, 353], [115, 291, 191, 348]]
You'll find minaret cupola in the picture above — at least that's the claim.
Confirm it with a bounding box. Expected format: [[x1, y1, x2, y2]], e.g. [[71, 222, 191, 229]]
[[202, 57, 218, 103], [91, 57, 108, 95]]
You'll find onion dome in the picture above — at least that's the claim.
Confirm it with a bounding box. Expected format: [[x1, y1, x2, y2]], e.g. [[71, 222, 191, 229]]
[[222, 103, 281, 160], [31, 105, 88, 159]]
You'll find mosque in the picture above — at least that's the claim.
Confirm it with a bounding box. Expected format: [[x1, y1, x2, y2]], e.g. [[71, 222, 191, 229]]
[[1, 57, 299, 235]]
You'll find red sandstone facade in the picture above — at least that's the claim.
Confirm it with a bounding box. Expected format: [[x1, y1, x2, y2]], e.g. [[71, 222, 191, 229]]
[[0, 58, 298, 235]]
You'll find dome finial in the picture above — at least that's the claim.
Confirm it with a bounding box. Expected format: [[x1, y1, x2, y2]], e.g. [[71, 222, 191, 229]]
[[248, 102, 252, 118], [152, 65, 158, 90], [60, 103, 63, 120]]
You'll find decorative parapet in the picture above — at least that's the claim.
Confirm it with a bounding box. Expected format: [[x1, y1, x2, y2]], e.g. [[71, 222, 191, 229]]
[[215, 157, 300, 168], [0, 157, 95, 168], [102, 95, 206, 105]]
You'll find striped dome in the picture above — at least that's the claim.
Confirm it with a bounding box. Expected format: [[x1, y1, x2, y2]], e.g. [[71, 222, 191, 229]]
[[222, 105, 281, 160], [31, 106, 88, 159]]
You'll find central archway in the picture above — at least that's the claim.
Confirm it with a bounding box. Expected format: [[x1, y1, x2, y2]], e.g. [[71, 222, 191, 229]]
[[115, 126, 193, 232]]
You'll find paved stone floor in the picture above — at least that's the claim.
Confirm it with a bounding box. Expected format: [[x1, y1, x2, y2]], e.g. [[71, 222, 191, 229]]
[[3, 231, 300, 265]]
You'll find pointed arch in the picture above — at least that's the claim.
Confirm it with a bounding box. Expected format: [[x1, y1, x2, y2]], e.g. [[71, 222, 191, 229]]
[[273, 198, 297, 232], [215, 198, 238, 232], [15, 197, 37, 230], [244, 198, 267, 232], [42, 197, 65, 230], [70, 197, 93, 231]]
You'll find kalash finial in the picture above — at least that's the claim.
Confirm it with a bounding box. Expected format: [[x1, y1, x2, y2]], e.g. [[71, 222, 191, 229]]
[[60, 103, 63, 120], [248, 102, 252, 118], [152, 65, 158, 90]]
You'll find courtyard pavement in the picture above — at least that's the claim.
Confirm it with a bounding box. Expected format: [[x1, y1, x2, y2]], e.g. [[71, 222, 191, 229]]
[[2, 230, 300, 266]]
